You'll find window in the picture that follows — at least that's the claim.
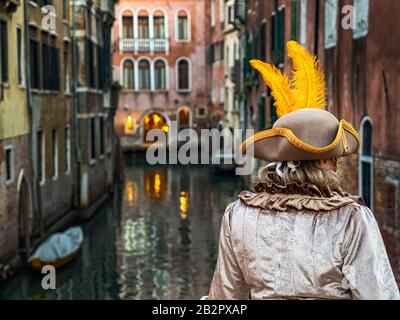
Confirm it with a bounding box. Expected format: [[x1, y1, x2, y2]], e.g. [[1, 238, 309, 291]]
[[98, 45, 105, 90], [260, 22, 266, 61], [219, 0, 225, 23], [138, 10, 149, 39], [64, 44, 70, 92], [17, 28, 23, 85], [100, 117, 105, 155], [41, 32, 48, 89], [353, 0, 369, 39], [4, 146, 14, 183], [211, 0, 216, 27], [52, 128, 58, 178], [268, 9, 285, 65], [154, 59, 166, 90], [42, 34, 59, 91], [177, 10, 189, 41], [208, 43, 215, 64], [37, 131, 44, 183], [228, 5, 234, 25], [359, 118, 373, 208], [63, 0, 68, 20], [123, 60, 135, 89], [29, 27, 40, 90], [64, 126, 71, 173], [87, 39, 95, 88], [198, 106, 206, 117], [291, 0, 299, 41], [325, 0, 338, 49], [138, 59, 151, 90], [177, 58, 190, 91], [153, 10, 165, 39], [0, 20, 8, 83], [122, 13, 134, 39], [90, 118, 96, 160]]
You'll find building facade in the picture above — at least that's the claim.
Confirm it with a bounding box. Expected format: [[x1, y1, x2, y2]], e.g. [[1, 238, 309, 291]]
[[71, 0, 119, 212], [0, 0, 33, 267], [231, 0, 400, 283], [113, 0, 210, 150], [223, 0, 240, 131], [0, 0, 119, 276]]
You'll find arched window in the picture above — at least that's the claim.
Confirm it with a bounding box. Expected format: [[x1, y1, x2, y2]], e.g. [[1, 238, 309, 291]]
[[138, 59, 151, 90], [359, 117, 373, 208], [138, 10, 149, 39], [176, 10, 189, 41], [122, 11, 134, 39], [153, 10, 165, 39], [177, 58, 190, 91], [123, 60, 134, 89], [154, 60, 166, 90]]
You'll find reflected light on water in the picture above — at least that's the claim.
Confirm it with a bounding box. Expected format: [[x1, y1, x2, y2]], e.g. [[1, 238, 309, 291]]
[[126, 181, 137, 205], [180, 191, 189, 220], [144, 170, 167, 199]]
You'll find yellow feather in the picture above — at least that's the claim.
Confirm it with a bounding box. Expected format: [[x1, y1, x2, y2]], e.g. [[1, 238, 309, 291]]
[[250, 60, 296, 118], [287, 41, 327, 110]]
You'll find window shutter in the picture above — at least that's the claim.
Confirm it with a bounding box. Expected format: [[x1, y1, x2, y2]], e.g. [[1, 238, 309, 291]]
[[353, 0, 369, 39], [324, 0, 338, 49], [277, 8, 285, 64], [291, 0, 299, 41]]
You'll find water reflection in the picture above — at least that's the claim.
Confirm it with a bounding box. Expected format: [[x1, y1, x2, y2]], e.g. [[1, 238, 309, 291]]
[[0, 159, 246, 300]]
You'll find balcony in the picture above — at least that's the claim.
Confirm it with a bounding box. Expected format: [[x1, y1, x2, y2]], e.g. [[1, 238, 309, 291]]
[[120, 38, 169, 54]]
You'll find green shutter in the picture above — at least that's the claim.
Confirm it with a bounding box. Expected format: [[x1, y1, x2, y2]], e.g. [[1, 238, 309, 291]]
[[277, 8, 285, 64], [271, 13, 277, 64], [291, 0, 299, 41]]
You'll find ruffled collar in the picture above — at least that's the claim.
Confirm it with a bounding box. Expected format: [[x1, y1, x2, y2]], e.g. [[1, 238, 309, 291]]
[[238, 189, 364, 212]]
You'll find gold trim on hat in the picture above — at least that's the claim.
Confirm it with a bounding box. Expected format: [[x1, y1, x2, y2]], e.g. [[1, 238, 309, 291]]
[[241, 120, 360, 155]]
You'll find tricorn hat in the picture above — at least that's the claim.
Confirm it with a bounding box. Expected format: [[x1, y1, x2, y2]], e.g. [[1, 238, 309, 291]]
[[241, 41, 360, 161]]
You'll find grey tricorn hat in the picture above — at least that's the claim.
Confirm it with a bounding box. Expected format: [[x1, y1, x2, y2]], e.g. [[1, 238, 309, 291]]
[[241, 108, 360, 161], [241, 41, 360, 161]]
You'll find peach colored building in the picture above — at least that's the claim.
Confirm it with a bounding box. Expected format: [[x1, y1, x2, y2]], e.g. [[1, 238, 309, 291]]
[[113, 0, 211, 149]]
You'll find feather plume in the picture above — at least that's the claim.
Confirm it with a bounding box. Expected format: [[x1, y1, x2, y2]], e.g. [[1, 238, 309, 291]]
[[250, 60, 296, 117], [287, 41, 327, 110]]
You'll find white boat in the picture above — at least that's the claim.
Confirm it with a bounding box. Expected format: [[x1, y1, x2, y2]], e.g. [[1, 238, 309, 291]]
[[28, 226, 84, 271]]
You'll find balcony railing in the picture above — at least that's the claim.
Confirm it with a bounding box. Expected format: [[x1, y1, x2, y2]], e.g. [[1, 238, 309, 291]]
[[120, 38, 169, 54]]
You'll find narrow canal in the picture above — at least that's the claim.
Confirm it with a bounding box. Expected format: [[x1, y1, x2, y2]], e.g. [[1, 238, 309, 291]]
[[0, 157, 247, 299]]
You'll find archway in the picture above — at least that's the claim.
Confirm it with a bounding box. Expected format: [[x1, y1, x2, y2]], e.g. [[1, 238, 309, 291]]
[[18, 175, 33, 259], [177, 107, 191, 130], [142, 112, 169, 142]]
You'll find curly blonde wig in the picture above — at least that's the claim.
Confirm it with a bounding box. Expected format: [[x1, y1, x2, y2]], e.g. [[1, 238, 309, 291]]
[[254, 160, 343, 196]]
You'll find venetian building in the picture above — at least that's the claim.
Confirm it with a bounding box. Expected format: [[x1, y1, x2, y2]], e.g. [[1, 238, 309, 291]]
[[223, 0, 240, 130], [112, 0, 210, 150], [0, 1, 34, 265]]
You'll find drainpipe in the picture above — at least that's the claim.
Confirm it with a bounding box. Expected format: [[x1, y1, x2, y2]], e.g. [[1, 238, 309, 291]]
[[72, 0, 82, 208], [23, 0, 43, 250]]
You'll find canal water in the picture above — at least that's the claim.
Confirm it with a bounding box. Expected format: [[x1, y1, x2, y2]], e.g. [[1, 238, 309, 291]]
[[0, 158, 247, 300]]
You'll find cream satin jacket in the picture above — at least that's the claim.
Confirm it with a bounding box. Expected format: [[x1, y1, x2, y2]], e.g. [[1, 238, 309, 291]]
[[208, 191, 400, 300]]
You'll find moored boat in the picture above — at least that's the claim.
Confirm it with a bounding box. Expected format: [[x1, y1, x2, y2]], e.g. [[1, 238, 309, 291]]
[[28, 226, 84, 271]]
